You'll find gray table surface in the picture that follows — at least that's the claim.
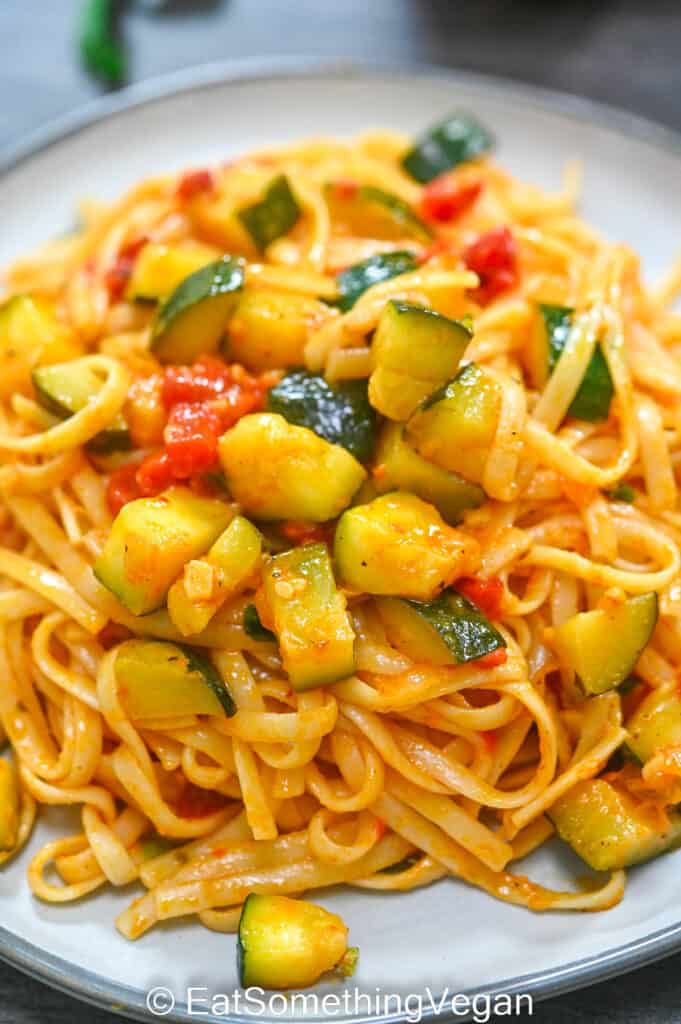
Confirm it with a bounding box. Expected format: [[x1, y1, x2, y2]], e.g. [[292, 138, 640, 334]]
[[2, 1, 681, 1021]]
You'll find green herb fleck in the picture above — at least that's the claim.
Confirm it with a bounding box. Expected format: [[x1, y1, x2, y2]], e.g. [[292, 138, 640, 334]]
[[606, 483, 636, 503]]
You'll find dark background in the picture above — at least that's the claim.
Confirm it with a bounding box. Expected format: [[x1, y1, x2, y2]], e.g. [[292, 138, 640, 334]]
[[2, 1, 681, 1022]]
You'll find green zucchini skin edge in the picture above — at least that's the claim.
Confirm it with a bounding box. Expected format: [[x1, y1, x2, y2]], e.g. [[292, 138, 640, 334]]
[[373, 422, 484, 525], [407, 588, 506, 663], [333, 251, 418, 312], [417, 360, 478, 412], [402, 112, 495, 184], [326, 182, 432, 241], [539, 303, 614, 422], [176, 644, 236, 717], [237, 175, 301, 252], [359, 186, 432, 240], [243, 604, 276, 643], [236, 893, 253, 986], [32, 364, 132, 455], [151, 256, 245, 354], [390, 300, 473, 341], [266, 370, 377, 462]]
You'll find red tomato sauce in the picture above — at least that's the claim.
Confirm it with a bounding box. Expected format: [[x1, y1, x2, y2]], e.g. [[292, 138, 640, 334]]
[[174, 783, 228, 820], [175, 169, 215, 201], [420, 176, 482, 223], [106, 357, 270, 515], [475, 648, 508, 669], [104, 236, 148, 302], [457, 575, 505, 620], [463, 226, 518, 305]]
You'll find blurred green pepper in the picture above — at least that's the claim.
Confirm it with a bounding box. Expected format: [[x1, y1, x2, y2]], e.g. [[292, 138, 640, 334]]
[[79, 0, 127, 86]]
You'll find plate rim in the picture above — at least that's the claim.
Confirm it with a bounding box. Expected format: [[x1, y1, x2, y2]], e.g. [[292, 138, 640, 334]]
[[3, 55, 681, 1023]]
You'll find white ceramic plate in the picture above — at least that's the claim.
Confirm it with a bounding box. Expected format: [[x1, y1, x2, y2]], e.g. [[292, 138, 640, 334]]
[[3, 60, 681, 1024]]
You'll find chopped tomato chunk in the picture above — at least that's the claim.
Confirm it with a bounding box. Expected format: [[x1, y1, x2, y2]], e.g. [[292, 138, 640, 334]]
[[457, 575, 504, 620], [475, 648, 508, 669], [212, 386, 264, 431], [463, 225, 518, 305], [136, 450, 174, 495], [176, 169, 214, 200], [106, 464, 141, 515], [163, 402, 224, 478], [420, 177, 482, 223], [108, 357, 270, 514], [161, 358, 268, 414], [161, 356, 234, 407]]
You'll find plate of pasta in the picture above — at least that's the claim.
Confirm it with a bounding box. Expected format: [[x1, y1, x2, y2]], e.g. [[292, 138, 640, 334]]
[[3, 59, 681, 1022]]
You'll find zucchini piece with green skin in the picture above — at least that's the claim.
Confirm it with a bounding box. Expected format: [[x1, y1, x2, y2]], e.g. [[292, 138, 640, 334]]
[[237, 175, 301, 253], [167, 516, 262, 637], [219, 413, 366, 522], [0, 759, 20, 852], [553, 593, 658, 695], [93, 487, 233, 616], [243, 603, 276, 643], [115, 639, 235, 719], [626, 687, 681, 763], [548, 778, 681, 871], [126, 242, 220, 302], [227, 290, 330, 372], [237, 893, 354, 990], [376, 590, 505, 665], [188, 190, 259, 261], [266, 370, 377, 462], [529, 304, 614, 421], [263, 542, 355, 691], [334, 251, 418, 312], [0, 294, 83, 400], [151, 256, 245, 363], [334, 492, 479, 601], [32, 360, 131, 455], [325, 182, 432, 242], [402, 112, 494, 184], [374, 423, 484, 524], [369, 301, 472, 421], [406, 363, 501, 485]]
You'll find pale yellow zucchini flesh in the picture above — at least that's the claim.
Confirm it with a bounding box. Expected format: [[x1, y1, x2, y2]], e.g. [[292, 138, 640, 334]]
[[553, 593, 658, 695]]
